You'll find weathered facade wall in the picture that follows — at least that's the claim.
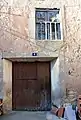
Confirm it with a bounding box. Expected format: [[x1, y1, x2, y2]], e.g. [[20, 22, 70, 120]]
[[62, 5, 81, 95], [0, 0, 81, 112]]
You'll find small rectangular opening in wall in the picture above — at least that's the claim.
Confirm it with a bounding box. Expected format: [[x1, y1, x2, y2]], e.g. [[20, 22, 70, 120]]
[[35, 8, 62, 40]]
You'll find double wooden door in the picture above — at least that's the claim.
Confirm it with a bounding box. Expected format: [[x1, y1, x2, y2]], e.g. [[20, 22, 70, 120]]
[[12, 62, 51, 111]]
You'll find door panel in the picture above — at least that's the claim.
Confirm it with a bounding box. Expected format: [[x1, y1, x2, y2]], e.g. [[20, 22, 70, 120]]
[[37, 62, 51, 110], [12, 62, 51, 111]]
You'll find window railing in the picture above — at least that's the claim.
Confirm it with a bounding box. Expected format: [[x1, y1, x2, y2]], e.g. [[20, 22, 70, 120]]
[[36, 22, 61, 40]]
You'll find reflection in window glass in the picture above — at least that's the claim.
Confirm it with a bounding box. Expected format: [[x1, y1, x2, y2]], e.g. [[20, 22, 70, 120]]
[[47, 23, 50, 39], [36, 11, 46, 22], [56, 23, 61, 39], [48, 10, 59, 22], [41, 23, 45, 40], [51, 23, 55, 40], [36, 23, 41, 40]]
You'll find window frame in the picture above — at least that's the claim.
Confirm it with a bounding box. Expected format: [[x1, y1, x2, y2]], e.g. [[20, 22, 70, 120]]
[[35, 8, 63, 41]]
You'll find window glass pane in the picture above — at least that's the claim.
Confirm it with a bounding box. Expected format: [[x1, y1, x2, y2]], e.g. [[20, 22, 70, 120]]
[[48, 10, 59, 22], [36, 23, 41, 40], [47, 23, 50, 39], [36, 11, 47, 22], [41, 23, 45, 40], [56, 23, 61, 39], [51, 23, 55, 40]]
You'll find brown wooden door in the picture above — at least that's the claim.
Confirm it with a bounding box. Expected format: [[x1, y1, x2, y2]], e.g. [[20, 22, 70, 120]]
[[12, 62, 51, 111]]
